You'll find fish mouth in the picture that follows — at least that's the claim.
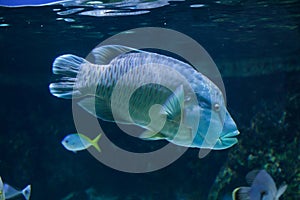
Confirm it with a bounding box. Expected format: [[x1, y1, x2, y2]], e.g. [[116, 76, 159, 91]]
[[213, 130, 240, 150], [220, 130, 240, 146], [224, 130, 240, 138]]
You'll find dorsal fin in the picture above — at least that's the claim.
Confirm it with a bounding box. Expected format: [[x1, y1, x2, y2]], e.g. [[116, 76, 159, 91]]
[[252, 170, 276, 188], [245, 170, 260, 185], [276, 184, 287, 199], [91, 45, 144, 65]]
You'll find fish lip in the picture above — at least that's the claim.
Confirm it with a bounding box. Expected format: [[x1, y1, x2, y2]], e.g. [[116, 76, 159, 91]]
[[212, 130, 239, 150], [223, 130, 240, 138], [219, 130, 239, 146]]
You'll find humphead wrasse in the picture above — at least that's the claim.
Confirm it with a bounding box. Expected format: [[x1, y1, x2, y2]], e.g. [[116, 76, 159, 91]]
[[49, 45, 239, 150]]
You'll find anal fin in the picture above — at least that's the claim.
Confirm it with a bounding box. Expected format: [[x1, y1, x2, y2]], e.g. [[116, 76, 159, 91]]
[[139, 130, 166, 140]]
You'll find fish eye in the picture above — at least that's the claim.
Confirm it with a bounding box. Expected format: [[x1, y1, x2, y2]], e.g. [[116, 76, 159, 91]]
[[65, 140, 69, 143], [213, 103, 220, 112]]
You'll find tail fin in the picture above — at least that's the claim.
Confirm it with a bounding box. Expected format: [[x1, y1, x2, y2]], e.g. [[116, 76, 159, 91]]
[[21, 185, 31, 200], [49, 54, 86, 99], [91, 133, 102, 152]]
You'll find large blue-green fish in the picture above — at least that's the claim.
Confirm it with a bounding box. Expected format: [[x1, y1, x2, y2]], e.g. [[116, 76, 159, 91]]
[[49, 45, 239, 150]]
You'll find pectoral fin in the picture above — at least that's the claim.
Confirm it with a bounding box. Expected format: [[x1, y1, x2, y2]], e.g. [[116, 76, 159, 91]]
[[161, 85, 184, 121]]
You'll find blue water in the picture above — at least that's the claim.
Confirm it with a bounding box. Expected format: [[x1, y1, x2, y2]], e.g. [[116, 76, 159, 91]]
[[0, 0, 299, 199]]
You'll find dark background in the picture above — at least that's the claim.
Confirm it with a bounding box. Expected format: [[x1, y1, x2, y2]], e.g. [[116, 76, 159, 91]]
[[0, 0, 299, 199]]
